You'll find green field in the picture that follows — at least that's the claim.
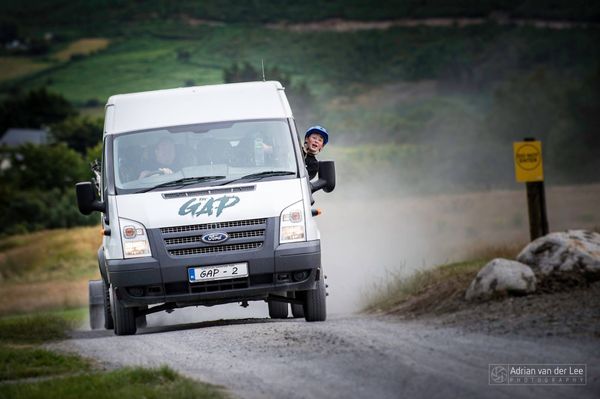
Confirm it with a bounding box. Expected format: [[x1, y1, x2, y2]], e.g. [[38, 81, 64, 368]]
[[0, 309, 226, 398]]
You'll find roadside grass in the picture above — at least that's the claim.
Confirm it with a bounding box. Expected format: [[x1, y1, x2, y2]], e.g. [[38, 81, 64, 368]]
[[0, 280, 89, 317], [0, 366, 227, 399], [0, 226, 101, 283], [364, 260, 487, 316], [0, 345, 92, 381], [0, 56, 53, 83], [363, 240, 528, 316], [0, 308, 85, 344], [0, 309, 227, 398], [53, 38, 111, 61], [0, 226, 100, 316]]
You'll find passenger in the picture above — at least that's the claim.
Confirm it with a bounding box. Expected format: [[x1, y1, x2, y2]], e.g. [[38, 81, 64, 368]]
[[303, 126, 329, 179], [139, 137, 179, 178]]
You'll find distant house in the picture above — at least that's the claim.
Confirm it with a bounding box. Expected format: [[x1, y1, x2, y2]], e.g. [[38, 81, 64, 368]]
[[0, 128, 49, 147], [0, 128, 49, 170]]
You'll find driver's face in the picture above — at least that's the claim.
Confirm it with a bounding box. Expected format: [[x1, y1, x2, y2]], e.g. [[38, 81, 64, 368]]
[[155, 140, 176, 165]]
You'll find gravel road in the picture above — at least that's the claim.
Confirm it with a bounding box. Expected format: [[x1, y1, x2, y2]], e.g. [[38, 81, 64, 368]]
[[53, 312, 599, 399]]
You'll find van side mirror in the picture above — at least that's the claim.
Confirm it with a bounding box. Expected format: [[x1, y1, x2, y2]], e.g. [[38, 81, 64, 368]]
[[311, 161, 336, 193], [76, 182, 106, 215]]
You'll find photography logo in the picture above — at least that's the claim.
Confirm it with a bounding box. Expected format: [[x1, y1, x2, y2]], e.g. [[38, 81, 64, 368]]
[[489, 365, 508, 384], [489, 364, 586, 385]]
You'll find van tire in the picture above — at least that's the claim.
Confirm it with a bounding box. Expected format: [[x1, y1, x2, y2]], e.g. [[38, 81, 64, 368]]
[[288, 292, 304, 318], [291, 303, 305, 318], [268, 300, 288, 319], [111, 287, 137, 335], [136, 306, 148, 328], [88, 280, 104, 330], [304, 276, 326, 322], [103, 280, 114, 330]]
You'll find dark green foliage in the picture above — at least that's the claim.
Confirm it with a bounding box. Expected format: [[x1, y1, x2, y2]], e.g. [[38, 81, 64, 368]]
[[0, 0, 598, 34], [0, 143, 87, 191], [0, 143, 96, 235], [0, 19, 18, 43], [50, 116, 103, 155], [0, 88, 76, 136]]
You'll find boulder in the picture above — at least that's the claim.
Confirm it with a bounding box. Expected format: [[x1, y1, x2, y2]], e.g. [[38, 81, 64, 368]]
[[516, 230, 600, 278], [465, 258, 536, 301]]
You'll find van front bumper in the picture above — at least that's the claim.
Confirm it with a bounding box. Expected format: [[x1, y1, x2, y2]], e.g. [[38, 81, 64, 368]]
[[106, 240, 321, 307]]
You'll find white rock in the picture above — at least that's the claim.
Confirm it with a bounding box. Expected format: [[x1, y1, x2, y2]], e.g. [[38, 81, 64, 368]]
[[516, 230, 600, 276], [465, 258, 536, 301]]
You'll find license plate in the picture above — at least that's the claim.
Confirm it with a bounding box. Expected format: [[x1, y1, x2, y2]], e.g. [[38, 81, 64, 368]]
[[188, 262, 248, 283]]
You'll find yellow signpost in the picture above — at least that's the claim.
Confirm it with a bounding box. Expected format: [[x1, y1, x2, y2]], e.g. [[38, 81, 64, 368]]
[[513, 138, 548, 240], [513, 140, 544, 182]]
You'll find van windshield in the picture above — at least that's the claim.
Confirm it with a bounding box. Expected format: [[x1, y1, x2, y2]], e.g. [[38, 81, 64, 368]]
[[112, 119, 298, 193]]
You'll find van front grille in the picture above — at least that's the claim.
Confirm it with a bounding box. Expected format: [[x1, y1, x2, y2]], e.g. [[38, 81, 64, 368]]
[[168, 242, 263, 256], [161, 218, 267, 234], [164, 230, 265, 245]]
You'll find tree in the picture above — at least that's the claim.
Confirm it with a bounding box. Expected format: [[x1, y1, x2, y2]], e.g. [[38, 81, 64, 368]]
[[0, 88, 76, 136], [50, 116, 103, 155], [0, 143, 87, 192]]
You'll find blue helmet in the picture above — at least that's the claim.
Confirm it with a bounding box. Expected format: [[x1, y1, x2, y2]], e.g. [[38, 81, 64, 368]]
[[304, 125, 329, 145]]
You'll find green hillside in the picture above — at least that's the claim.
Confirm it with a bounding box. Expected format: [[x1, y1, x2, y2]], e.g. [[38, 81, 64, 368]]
[[1, 0, 599, 34], [0, 2, 599, 212]]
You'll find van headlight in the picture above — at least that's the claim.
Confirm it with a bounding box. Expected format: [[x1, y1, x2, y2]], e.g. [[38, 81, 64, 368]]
[[119, 218, 152, 258], [280, 201, 306, 244]]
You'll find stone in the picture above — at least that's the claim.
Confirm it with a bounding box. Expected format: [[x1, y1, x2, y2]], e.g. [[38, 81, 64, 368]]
[[516, 230, 600, 277], [465, 258, 536, 301]]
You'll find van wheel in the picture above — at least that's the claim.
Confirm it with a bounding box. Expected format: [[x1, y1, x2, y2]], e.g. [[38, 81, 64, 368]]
[[103, 280, 114, 330], [136, 306, 148, 328], [88, 280, 103, 330], [268, 298, 288, 319], [288, 291, 304, 318], [111, 287, 137, 335], [291, 303, 305, 318], [304, 275, 326, 322]]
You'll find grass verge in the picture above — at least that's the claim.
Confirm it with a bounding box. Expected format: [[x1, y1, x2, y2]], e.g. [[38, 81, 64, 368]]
[[0, 226, 101, 284], [364, 260, 486, 316], [364, 241, 529, 316], [0, 366, 226, 399], [0, 309, 85, 344], [0, 309, 227, 398], [0, 345, 92, 382]]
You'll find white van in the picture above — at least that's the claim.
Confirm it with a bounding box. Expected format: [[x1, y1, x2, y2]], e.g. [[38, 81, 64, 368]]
[[77, 81, 335, 335]]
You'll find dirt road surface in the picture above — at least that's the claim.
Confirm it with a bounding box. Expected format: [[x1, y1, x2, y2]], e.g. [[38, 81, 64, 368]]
[[53, 186, 600, 397], [54, 313, 598, 399]]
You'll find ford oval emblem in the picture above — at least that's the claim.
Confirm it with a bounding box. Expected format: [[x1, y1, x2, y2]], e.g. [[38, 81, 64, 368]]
[[201, 232, 229, 244]]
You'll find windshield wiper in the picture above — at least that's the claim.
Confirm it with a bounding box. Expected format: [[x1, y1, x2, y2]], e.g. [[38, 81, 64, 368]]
[[139, 175, 226, 193], [219, 171, 296, 186]]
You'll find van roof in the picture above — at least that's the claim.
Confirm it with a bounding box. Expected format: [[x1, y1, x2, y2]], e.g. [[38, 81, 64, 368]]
[[105, 81, 293, 135]]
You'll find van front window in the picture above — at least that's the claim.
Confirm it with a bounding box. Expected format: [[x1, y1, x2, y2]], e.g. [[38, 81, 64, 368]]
[[112, 119, 298, 193]]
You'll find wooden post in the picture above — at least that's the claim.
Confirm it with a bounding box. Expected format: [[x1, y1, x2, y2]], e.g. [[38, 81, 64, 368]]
[[525, 181, 549, 240], [523, 138, 549, 241]]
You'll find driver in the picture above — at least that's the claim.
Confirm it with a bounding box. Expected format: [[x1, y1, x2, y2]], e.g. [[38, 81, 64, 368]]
[[139, 137, 180, 179]]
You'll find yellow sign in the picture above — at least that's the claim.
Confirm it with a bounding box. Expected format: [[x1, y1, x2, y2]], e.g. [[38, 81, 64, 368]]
[[513, 141, 544, 182]]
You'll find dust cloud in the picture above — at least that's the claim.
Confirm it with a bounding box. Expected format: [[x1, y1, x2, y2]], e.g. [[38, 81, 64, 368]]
[[316, 174, 600, 314], [146, 178, 600, 327]]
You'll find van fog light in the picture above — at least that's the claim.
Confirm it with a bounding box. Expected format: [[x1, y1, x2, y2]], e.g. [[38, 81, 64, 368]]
[[281, 226, 305, 241], [293, 271, 309, 282], [123, 240, 150, 257]]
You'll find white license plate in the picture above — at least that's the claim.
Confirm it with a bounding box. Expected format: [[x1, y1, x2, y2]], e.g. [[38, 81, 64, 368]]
[[188, 262, 248, 283]]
